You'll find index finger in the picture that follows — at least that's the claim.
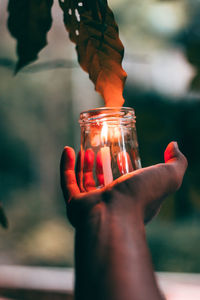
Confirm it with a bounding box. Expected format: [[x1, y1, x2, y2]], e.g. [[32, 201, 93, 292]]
[[60, 147, 80, 202]]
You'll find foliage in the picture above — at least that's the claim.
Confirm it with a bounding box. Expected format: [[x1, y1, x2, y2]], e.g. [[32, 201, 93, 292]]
[[1, 0, 200, 270], [0, 78, 200, 269], [0, 108, 33, 229], [0, 204, 8, 229], [5, 0, 200, 97], [147, 219, 200, 273], [7, 0, 126, 106], [177, 9, 200, 91], [7, 0, 54, 73], [124, 86, 200, 219], [59, 0, 126, 106]]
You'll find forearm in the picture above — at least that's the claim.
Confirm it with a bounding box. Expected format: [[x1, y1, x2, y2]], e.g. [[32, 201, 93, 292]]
[[61, 142, 187, 300], [74, 208, 163, 300]]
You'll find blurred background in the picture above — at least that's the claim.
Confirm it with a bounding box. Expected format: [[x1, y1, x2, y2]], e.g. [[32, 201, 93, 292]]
[[0, 0, 200, 275]]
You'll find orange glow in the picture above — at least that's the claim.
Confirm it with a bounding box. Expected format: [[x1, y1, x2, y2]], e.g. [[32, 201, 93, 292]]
[[113, 127, 121, 140], [101, 122, 121, 143], [101, 122, 108, 144], [100, 123, 113, 185], [108, 126, 121, 141]]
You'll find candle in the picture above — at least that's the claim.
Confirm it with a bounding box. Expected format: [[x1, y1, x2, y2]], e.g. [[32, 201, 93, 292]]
[[101, 122, 113, 185], [79, 107, 141, 190]]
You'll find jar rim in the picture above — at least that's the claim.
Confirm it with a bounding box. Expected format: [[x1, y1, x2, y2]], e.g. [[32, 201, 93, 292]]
[[80, 107, 135, 115], [79, 107, 135, 125]]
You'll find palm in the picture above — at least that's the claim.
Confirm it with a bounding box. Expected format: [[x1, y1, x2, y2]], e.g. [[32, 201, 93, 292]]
[[60, 142, 187, 227]]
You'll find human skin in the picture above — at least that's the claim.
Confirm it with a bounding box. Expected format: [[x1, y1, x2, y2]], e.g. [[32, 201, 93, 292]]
[[60, 142, 187, 300]]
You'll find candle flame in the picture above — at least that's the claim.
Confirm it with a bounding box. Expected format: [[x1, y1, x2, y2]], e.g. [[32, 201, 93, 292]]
[[101, 122, 108, 144], [114, 127, 121, 140]]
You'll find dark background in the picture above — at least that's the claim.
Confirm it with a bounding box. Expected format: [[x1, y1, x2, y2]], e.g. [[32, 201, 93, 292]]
[[0, 0, 200, 273]]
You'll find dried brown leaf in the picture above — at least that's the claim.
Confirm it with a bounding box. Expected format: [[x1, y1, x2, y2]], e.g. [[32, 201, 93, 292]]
[[59, 0, 127, 107]]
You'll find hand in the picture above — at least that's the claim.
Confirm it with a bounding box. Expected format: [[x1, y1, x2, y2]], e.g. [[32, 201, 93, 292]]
[[60, 142, 187, 300], [60, 142, 187, 227]]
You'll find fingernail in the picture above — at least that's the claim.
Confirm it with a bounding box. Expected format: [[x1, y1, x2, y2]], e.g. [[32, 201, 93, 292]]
[[173, 141, 179, 150], [61, 147, 75, 169], [64, 147, 74, 158]]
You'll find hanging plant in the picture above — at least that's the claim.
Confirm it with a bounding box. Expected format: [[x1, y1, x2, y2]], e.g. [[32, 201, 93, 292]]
[[7, 0, 127, 106]]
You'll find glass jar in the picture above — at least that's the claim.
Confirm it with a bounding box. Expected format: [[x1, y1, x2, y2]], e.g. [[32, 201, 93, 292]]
[[79, 107, 141, 191]]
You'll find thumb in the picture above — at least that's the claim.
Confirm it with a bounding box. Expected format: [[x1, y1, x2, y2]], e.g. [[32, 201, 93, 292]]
[[164, 141, 188, 190]]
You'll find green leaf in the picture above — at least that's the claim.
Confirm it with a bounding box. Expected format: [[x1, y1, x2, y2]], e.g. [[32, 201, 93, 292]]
[[59, 0, 127, 107], [0, 204, 8, 229], [7, 0, 54, 73]]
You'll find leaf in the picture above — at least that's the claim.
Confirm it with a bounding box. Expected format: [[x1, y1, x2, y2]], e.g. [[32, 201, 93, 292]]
[[59, 0, 127, 107], [0, 203, 8, 229], [177, 13, 200, 91], [190, 71, 200, 91], [7, 0, 54, 73]]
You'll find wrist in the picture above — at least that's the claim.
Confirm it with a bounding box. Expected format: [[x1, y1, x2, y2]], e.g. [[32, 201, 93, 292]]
[[75, 204, 156, 300], [75, 200, 146, 257], [74, 202, 163, 300]]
